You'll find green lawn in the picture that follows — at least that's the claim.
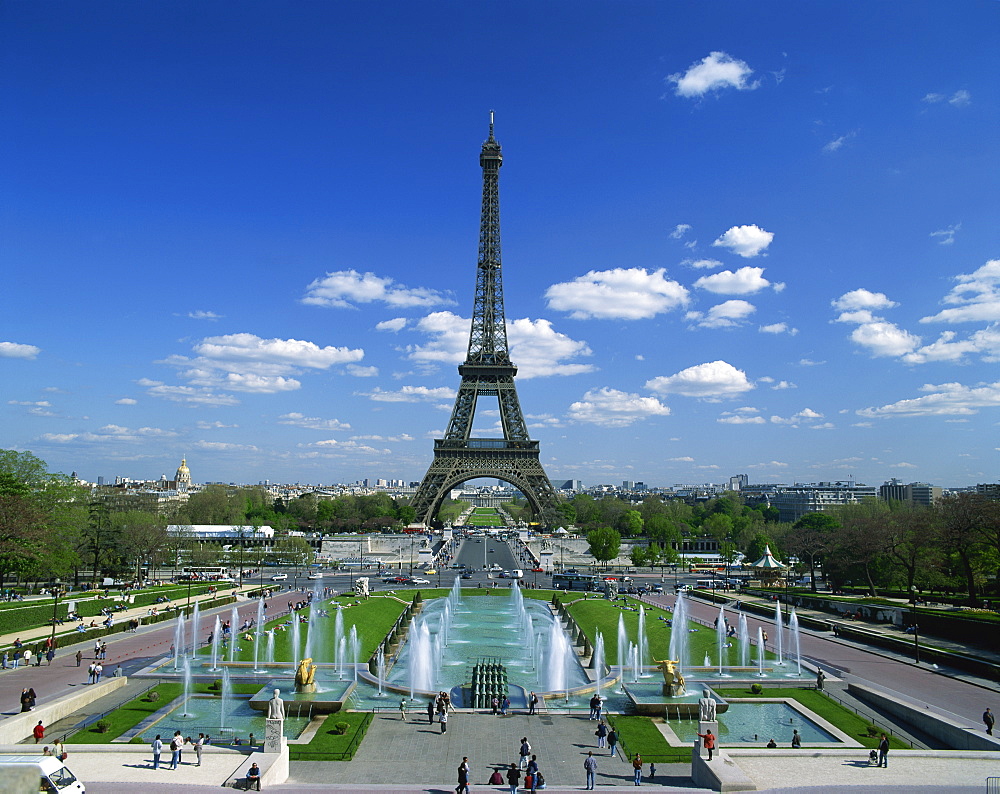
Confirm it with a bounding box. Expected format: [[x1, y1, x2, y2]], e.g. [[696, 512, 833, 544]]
[[606, 715, 687, 763], [288, 712, 373, 760]]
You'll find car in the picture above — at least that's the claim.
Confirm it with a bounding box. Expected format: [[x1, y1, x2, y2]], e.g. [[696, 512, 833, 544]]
[[392, 576, 410, 584], [461, 572, 474, 579], [531, 568, 544, 573], [307, 573, 323, 579], [488, 548, 495, 553], [650, 585, 664, 594], [410, 578, 430, 584], [270, 574, 288, 581], [424, 569, 437, 575]]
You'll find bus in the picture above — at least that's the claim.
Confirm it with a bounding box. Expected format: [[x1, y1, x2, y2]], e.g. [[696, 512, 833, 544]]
[[689, 563, 725, 575], [181, 566, 231, 581], [552, 572, 598, 591]]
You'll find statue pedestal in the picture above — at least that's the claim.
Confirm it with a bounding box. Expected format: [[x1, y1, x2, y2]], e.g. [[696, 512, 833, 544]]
[[296, 683, 317, 694], [693, 720, 719, 761], [264, 718, 287, 754]]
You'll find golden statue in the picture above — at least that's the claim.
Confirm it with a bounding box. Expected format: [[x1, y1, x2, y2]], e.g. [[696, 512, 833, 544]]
[[652, 658, 686, 694], [295, 657, 317, 689]]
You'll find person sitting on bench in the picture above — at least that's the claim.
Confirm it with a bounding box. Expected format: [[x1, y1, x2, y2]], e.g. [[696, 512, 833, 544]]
[[246, 762, 261, 790]]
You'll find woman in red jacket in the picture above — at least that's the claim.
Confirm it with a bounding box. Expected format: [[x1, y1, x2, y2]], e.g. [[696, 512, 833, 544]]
[[697, 728, 716, 761]]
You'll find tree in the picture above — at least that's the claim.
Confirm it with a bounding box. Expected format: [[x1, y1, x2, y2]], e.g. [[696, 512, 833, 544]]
[[587, 527, 621, 568], [787, 512, 840, 592], [938, 494, 997, 603], [629, 544, 649, 568], [881, 503, 942, 595], [618, 509, 644, 537]]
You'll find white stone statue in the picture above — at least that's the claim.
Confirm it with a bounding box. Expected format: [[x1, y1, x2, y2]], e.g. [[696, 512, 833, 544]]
[[267, 688, 285, 720], [354, 577, 370, 599], [698, 689, 716, 722]]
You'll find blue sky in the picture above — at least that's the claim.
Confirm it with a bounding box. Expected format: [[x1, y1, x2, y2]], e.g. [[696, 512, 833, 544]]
[[2, 1, 998, 489]]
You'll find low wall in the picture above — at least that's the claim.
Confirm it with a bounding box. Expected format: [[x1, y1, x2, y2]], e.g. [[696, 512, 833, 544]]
[[224, 748, 288, 788], [848, 682, 1000, 751], [0, 676, 130, 744], [691, 746, 756, 792]]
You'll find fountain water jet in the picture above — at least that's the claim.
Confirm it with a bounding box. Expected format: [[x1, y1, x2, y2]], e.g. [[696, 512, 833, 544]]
[[253, 598, 266, 672], [716, 604, 729, 676], [789, 607, 802, 676], [350, 626, 360, 682], [173, 612, 185, 671], [546, 618, 572, 697], [190, 600, 201, 659], [593, 631, 605, 698], [219, 666, 232, 729], [638, 606, 649, 674], [210, 615, 222, 671], [756, 626, 766, 677], [668, 592, 690, 677], [265, 630, 275, 666], [227, 605, 239, 663], [408, 617, 434, 697], [738, 611, 750, 668], [774, 601, 785, 665], [181, 656, 193, 716], [376, 646, 386, 696], [616, 614, 628, 692], [291, 615, 301, 664]]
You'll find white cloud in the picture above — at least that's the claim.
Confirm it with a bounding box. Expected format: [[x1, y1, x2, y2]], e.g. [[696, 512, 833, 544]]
[[194, 440, 260, 452], [362, 385, 455, 403], [376, 318, 408, 332], [646, 360, 753, 398], [850, 321, 921, 357], [823, 130, 857, 153], [567, 387, 670, 427], [277, 412, 351, 431], [194, 333, 363, 371], [920, 260, 1000, 325], [667, 51, 759, 98], [9, 399, 55, 416], [196, 420, 237, 429], [923, 89, 971, 107], [930, 223, 960, 245], [832, 289, 898, 312], [187, 310, 222, 320], [346, 364, 379, 377], [771, 380, 797, 390], [694, 266, 779, 295], [350, 433, 414, 442], [115, 398, 138, 405], [405, 311, 593, 378], [137, 378, 239, 406], [39, 424, 178, 444], [759, 322, 798, 335], [717, 412, 766, 425], [683, 258, 724, 270], [686, 300, 756, 329], [0, 342, 41, 359], [858, 380, 1000, 418], [302, 269, 453, 309], [545, 267, 689, 320], [711, 225, 774, 258], [670, 223, 692, 239], [769, 408, 828, 427]]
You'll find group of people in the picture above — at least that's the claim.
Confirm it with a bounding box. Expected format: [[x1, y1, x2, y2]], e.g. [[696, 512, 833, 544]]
[[149, 731, 210, 770], [426, 691, 454, 732]]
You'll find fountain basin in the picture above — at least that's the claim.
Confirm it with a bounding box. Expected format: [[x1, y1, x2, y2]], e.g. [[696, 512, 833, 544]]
[[622, 682, 728, 717], [248, 679, 355, 714]]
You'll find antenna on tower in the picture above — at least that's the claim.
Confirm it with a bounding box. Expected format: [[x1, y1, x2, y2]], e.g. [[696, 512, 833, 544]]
[[488, 110, 495, 139]]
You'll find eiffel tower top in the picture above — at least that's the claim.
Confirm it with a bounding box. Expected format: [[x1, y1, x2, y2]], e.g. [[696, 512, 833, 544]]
[[467, 111, 511, 368]]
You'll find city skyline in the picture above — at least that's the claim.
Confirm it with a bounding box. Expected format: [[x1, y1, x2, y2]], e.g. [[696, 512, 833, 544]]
[[3, 2, 999, 488]]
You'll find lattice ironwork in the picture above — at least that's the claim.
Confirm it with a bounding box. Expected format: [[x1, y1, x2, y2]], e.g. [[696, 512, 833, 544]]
[[411, 116, 560, 526]]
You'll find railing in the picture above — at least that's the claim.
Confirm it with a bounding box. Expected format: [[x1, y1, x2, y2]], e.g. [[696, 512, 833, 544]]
[[986, 776, 999, 794], [815, 682, 915, 748]]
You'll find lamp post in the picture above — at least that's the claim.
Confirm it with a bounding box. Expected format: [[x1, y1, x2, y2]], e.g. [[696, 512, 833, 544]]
[[913, 623, 920, 664], [50, 579, 64, 644]]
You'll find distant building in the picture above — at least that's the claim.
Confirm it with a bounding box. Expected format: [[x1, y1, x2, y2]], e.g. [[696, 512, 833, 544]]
[[167, 524, 275, 541], [975, 483, 1000, 500], [879, 479, 942, 507], [771, 482, 878, 523], [728, 474, 749, 491]]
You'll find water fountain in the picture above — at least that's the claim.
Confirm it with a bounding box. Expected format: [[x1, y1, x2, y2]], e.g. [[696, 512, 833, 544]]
[[265, 630, 275, 666], [375, 646, 386, 696], [253, 599, 266, 673], [408, 617, 434, 697], [189, 600, 201, 659], [716, 604, 728, 677], [181, 656, 193, 717], [789, 607, 802, 676], [738, 611, 750, 668], [668, 591, 689, 678], [227, 605, 239, 663], [774, 601, 785, 666], [616, 614, 628, 692], [173, 612, 185, 671], [350, 626, 360, 682], [333, 606, 344, 676], [291, 613, 301, 665], [756, 626, 766, 677], [219, 666, 232, 729], [593, 631, 605, 699], [210, 615, 222, 671], [637, 605, 648, 672], [546, 618, 571, 697]]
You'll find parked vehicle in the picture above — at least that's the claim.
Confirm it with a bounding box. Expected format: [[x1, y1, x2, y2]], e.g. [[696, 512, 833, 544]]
[[270, 573, 288, 581], [0, 754, 86, 793]]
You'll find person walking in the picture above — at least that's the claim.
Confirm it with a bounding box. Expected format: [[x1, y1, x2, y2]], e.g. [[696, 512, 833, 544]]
[[428, 698, 436, 724], [75, 650, 82, 667], [87, 663, 96, 685], [984, 707, 995, 735], [491, 696, 499, 716], [588, 694, 599, 720], [632, 753, 643, 785], [45, 648, 55, 666], [518, 737, 531, 769], [791, 729, 801, 748], [456, 756, 470, 794], [596, 720, 608, 748], [697, 728, 716, 761], [877, 733, 889, 767], [584, 751, 597, 790], [399, 698, 407, 721], [528, 691, 538, 715], [20, 689, 32, 713], [501, 695, 510, 716], [608, 727, 619, 757], [505, 763, 521, 794], [151, 735, 163, 769], [816, 669, 825, 691], [94, 662, 104, 684], [195, 734, 204, 766], [595, 695, 603, 722], [439, 709, 448, 734], [33, 721, 45, 743]]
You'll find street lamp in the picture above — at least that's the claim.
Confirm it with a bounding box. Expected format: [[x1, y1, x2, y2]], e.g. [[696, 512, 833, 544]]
[[913, 623, 920, 664], [50, 579, 64, 644]]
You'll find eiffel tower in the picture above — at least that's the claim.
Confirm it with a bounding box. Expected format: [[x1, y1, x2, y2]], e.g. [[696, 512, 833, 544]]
[[410, 116, 560, 526]]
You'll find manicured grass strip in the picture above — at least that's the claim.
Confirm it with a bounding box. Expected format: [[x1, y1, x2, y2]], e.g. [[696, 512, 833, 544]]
[[606, 715, 688, 764], [288, 712, 373, 761], [714, 687, 909, 750]]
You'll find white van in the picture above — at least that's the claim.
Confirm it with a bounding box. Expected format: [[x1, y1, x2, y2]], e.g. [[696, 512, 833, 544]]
[[270, 573, 288, 581], [0, 754, 86, 793], [510, 569, 524, 579]]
